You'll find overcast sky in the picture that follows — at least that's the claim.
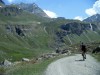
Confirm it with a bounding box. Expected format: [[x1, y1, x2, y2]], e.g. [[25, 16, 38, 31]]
[[4, 0, 100, 20]]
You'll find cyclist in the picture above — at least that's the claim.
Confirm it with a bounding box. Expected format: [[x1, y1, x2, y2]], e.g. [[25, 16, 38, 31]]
[[80, 42, 87, 61]]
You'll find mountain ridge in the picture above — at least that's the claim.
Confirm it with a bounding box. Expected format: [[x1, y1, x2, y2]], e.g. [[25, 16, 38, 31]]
[[15, 3, 49, 18], [83, 14, 100, 23]]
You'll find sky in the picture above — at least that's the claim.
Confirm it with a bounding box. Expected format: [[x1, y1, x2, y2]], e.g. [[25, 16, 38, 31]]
[[3, 0, 100, 20]]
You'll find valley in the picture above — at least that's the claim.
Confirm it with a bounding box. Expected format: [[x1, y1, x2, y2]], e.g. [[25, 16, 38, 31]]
[[0, 0, 100, 75]]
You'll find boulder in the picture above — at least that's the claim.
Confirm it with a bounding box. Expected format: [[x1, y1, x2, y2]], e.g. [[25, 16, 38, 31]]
[[2, 60, 12, 67], [56, 49, 60, 53], [67, 50, 71, 55], [36, 57, 43, 61], [22, 58, 30, 62]]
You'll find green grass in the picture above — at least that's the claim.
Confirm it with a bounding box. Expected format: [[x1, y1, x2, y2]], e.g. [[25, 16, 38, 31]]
[[92, 53, 100, 62], [0, 67, 6, 75], [0, 24, 53, 62], [0, 8, 52, 61], [0, 20, 100, 62], [6, 55, 68, 75], [0, 10, 51, 25]]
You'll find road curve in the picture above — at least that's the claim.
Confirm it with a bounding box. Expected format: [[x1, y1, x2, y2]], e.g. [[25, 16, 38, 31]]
[[45, 54, 100, 75]]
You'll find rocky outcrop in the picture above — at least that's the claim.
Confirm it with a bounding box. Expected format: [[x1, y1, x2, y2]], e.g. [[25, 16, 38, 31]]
[[0, 6, 23, 16], [16, 3, 49, 18], [15, 27, 24, 36], [60, 22, 97, 35], [5, 24, 35, 36], [83, 14, 100, 30], [92, 46, 100, 53]]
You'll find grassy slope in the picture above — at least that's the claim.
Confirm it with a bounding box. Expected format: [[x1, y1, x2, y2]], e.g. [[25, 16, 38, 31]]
[[44, 18, 100, 45], [0, 24, 53, 61], [92, 53, 100, 61], [68, 30, 100, 44], [0, 8, 100, 61], [6, 55, 69, 75], [6, 59, 55, 75], [0, 11, 50, 25], [0, 15, 100, 62], [0, 10, 53, 61]]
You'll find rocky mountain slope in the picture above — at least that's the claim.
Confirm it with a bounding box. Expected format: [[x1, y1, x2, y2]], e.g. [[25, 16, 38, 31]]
[[0, 1, 100, 61], [44, 18, 100, 46], [83, 14, 100, 33], [16, 3, 49, 17], [0, 2, 52, 61], [84, 14, 100, 23]]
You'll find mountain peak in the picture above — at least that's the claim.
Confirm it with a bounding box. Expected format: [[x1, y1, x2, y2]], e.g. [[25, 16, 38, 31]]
[[16, 3, 49, 18], [83, 14, 100, 22]]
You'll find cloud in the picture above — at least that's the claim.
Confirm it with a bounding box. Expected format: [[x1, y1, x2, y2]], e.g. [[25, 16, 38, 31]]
[[74, 16, 83, 21], [8, 0, 13, 3], [85, 8, 96, 16], [85, 0, 100, 16], [43, 10, 58, 18], [93, 0, 100, 13]]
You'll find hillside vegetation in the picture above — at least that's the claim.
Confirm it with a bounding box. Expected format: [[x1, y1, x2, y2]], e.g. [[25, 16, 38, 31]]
[[0, 2, 100, 62], [0, 5, 53, 61]]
